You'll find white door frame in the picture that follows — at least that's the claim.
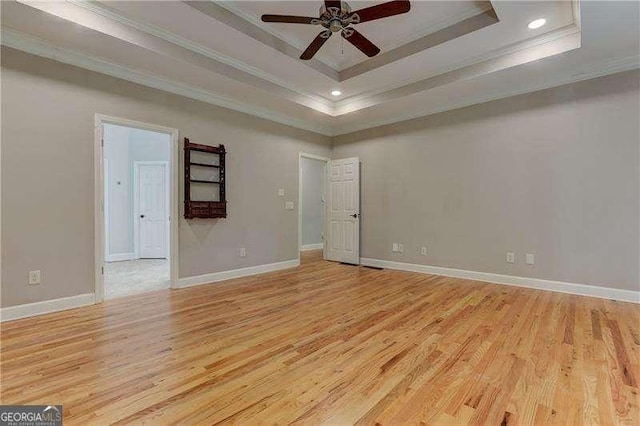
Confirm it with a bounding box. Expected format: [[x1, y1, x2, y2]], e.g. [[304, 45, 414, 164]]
[[298, 152, 330, 263], [104, 158, 109, 262], [94, 114, 179, 303], [133, 161, 170, 260]]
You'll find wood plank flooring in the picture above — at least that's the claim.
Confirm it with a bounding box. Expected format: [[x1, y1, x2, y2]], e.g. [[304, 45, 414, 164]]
[[1, 251, 638, 424]]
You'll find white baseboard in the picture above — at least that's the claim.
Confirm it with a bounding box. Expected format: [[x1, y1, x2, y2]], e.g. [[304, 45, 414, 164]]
[[361, 258, 639, 304], [0, 293, 97, 322], [106, 252, 136, 262], [177, 259, 300, 289], [301, 244, 324, 252]]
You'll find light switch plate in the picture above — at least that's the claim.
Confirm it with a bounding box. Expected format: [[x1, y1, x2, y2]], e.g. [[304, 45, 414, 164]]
[[397, 244, 404, 253], [506, 252, 515, 264], [278, 188, 285, 196], [285, 201, 294, 210], [420, 246, 427, 256], [240, 248, 246, 257], [392, 243, 399, 252], [526, 253, 535, 265]]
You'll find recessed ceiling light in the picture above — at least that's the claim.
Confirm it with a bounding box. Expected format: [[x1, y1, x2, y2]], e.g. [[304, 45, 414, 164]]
[[528, 18, 546, 29], [331, 90, 341, 96]]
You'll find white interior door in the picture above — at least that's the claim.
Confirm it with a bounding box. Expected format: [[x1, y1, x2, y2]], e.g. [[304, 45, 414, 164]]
[[327, 157, 360, 264], [137, 162, 168, 259]]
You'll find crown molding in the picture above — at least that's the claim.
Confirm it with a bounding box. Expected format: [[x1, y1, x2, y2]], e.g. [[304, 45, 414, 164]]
[[338, 8, 499, 81], [335, 0, 582, 109], [217, 0, 495, 73], [338, 1, 495, 71], [335, 28, 581, 115], [213, 0, 343, 71], [183, 0, 340, 81], [335, 22, 581, 113], [334, 54, 640, 136], [12, 0, 586, 119], [5, 0, 630, 138], [69, 0, 334, 110], [0, 29, 334, 136]]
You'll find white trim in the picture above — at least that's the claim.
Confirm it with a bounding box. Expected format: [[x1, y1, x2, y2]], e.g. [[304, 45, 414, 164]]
[[301, 244, 324, 252], [104, 157, 110, 259], [215, 0, 342, 71], [95, 115, 179, 304], [133, 161, 170, 260], [176, 259, 300, 289], [298, 153, 330, 263], [1, 29, 332, 136], [4, 27, 637, 137], [335, 23, 579, 110], [106, 252, 136, 262], [361, 258, 640, 304], [0, 293, 96, 322], [218, 0, 492, 73], [300, 152, 331, 163], [334, 54, 640, 135], [70, 0, 332, 107]]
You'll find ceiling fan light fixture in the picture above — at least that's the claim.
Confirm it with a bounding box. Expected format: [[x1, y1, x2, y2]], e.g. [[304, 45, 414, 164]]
[[528, 18, 546, 29], [329, 19, 343, 32], [331, 90, 342, 96]]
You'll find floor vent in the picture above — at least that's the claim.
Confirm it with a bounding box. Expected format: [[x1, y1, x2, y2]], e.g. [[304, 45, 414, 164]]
[[362, 265, 384, 270]]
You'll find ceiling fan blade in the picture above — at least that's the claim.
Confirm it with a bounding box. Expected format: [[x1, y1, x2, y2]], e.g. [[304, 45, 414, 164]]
[[300, 31, 332, 60], [342, 29, 380, 57], [325, 1, 342, 10], [350, 1, 411, 24], [261, 15, 318, 24]]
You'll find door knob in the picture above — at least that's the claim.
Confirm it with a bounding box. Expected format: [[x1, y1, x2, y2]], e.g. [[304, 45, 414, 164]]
[[350, 213, 359, 218]]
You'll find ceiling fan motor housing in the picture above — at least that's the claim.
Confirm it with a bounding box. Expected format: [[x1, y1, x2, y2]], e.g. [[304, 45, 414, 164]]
[[319, 1, 359, 33]]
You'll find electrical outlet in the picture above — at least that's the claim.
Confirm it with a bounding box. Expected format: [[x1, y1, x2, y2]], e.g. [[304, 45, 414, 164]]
[[28, 270, 41, 285], [285, 201, 294, 210], [240, 248, 246, 257], [526, 253, 535, 265], [506, 252, 515, 264], [278, 188, 285, 196], [420, 246, 427, 256], [392, 243, 399, 252], [397, 244, 404, 253]]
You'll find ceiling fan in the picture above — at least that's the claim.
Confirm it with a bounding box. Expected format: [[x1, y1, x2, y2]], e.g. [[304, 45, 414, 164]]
[[261, 1, 411, 60]]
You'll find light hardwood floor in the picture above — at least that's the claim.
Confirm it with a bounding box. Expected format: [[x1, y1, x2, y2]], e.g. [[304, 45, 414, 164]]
[[1, 251, 638, 424]]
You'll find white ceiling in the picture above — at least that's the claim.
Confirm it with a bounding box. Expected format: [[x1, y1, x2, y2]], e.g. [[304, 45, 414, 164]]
[[222, 1, 492, 69], [1, 1, 638, 136]]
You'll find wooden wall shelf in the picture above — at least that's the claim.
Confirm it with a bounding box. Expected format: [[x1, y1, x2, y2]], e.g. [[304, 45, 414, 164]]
[[184, 138, 227, 219]]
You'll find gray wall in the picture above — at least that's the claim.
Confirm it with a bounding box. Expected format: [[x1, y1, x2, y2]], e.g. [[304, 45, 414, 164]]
[[1, 47, 330, 307], [333, 70, 640, 291], [1, 47, 638, 309], [300, 157, 325, 246]]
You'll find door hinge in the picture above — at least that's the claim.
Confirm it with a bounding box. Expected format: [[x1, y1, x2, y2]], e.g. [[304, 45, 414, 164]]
[[101, 139, 104, 147]]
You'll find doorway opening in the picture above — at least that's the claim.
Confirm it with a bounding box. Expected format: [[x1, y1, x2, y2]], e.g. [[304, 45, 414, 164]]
[[299, 153, 329, 262], [95, 116, 179, 301]]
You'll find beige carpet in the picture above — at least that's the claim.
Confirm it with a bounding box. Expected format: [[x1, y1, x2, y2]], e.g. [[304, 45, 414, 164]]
[[105, 259, 170, 299]]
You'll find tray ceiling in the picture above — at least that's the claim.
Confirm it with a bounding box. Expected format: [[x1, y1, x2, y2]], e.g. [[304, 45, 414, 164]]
[[219, 1, 494, 70], [1, 1, 638, 136]]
